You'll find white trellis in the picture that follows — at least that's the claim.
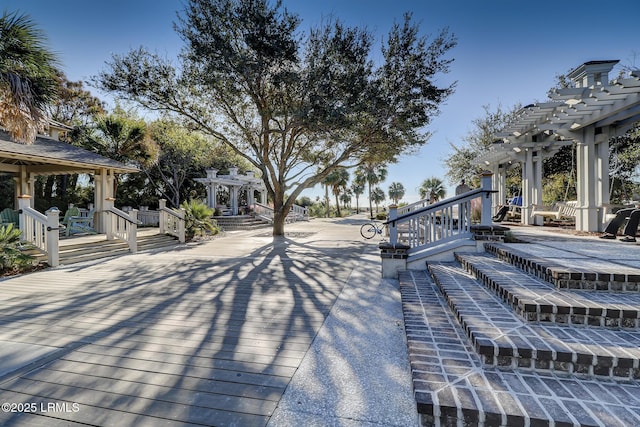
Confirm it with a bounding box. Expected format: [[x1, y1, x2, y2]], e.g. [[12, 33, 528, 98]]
[[476, 60, 640, 232]]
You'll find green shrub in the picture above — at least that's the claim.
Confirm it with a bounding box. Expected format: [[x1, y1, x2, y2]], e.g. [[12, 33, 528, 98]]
[[180, 200, 219, 240], [375, 212, 388, 220], [0, 224, 35, 273]]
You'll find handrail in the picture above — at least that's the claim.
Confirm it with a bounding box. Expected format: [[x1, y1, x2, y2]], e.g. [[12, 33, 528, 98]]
[[397, 198, 430, 215], [255, 202, 274, 223], [255, 202, 308, 223], [17, 199, 60, 267], [19, 206, 48, 251], [105, 207, 139, 253], [386, 173, 494, 255], [387, 188, 487, 226], [158, 199, 185, 243]]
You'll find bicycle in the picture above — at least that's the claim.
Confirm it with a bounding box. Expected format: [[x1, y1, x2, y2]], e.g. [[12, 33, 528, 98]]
[[360, 220, 385, 239]]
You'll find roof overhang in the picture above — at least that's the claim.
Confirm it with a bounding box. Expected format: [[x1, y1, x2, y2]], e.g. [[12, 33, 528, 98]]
[[0, 130, 139, 175]]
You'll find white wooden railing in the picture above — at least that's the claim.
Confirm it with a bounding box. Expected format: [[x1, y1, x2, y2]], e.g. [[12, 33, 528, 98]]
[[397, 198, 430, 215], [255, 202, 274, 223], [387, 173, 493, 254], [105, 207, 139, 253], [158, 199, 186, 243], [17, 198, 60, 267], [255, 202, 308, 223], [290, 204, 309, 221]]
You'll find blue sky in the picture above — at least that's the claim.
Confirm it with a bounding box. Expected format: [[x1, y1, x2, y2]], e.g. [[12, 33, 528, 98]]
[[3, 0, 640, 203]]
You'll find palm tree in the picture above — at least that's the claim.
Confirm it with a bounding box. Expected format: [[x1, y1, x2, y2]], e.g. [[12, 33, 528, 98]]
[[0, 11, 59, 143], [87, 108, 159, 195], [350, 180, 365, 214], [355, 163, 387, 218], [324, 168, 350, 217], [419, 177, 446, 203], [370, 186, 386, 213], [340, 189, 352, 210], [388, 182, 405, 205]]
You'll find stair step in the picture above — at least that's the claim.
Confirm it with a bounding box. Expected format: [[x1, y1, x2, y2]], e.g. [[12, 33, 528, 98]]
[[428, 261, 640, 380], [399, 270, 640, 427], [485, 242, 640, 292], [58, 233, 180, 265], [455, 252, 640, 329]]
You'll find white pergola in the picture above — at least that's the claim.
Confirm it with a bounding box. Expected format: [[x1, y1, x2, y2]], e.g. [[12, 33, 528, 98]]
[[476, 60, 640, 231], [195, 167, 267, 215]]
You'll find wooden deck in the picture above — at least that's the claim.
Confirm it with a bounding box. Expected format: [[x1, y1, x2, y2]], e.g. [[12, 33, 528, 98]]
[[0, 222, 366, 426]]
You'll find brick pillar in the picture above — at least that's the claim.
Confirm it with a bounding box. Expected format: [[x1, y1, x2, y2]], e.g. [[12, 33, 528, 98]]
[[379, 242, 410, 279]]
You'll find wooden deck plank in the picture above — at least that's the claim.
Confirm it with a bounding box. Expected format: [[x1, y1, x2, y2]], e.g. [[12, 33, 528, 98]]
[[73, 344, 298, 377], [14, 369, 279, 416], [0, 387, 249, 427], [0, 224, 365, 425]]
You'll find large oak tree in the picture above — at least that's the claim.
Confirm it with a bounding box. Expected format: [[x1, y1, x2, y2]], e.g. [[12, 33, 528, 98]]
[[95, 0, 456, 235]]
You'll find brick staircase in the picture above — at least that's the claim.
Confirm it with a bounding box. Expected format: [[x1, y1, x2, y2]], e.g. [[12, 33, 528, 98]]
[[214, 215, 271, 231], [400, 241, 640, 426]]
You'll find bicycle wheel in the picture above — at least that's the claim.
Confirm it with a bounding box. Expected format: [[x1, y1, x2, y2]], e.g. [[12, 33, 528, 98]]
[[360, 223, 377, 239]]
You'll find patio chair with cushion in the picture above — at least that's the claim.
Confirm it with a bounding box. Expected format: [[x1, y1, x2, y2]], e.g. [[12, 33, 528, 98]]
[[61, 206, 96, 236], [0, 208, 19, 227]]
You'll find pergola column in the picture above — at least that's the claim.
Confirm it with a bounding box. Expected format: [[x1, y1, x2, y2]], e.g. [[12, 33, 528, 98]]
[[596, 128, 611, 228], [533, 150, 544, 222], [575, 128, 601, 231], [229, 185, 240, 215], [206, 183, 218, 209], [493, 165, 506, 215], [521, 149, 535, 225]]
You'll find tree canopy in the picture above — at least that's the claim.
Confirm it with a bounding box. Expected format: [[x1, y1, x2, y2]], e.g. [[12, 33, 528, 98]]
[[95, 0, 456, 235]]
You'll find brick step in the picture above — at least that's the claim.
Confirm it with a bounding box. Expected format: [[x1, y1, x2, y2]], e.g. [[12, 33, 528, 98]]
[[214, 216, 270, 231], [455, 252, 640, 329], [485, 242, 640, 292], [427, 262, 640, 380], [399, 270, 640, 427]]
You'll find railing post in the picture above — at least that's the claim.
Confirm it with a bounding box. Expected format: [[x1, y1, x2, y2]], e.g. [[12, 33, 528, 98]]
[[388, 204, 398, 245], [480, 171, 493, 226], [17, 196, 30, 238], [45, 207, 60, 267], [104, 197, 115, 239], [178, 207, 186, 243], [159, 199, 167, 234], [129, 209, 138, 254]]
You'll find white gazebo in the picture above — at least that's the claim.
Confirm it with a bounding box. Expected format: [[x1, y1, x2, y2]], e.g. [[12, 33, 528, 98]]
[[195, 167, 267, 215], [476, 60, 640, 232]]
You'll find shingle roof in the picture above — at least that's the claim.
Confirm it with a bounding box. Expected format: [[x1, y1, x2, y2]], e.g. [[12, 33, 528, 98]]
[[0, 130, 138, 174]]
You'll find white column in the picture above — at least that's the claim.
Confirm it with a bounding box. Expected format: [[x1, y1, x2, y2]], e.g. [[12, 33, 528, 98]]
[[206, 182, 218, 209], [522, 149, 535, 225], [596, 128, 611, 229], [493, 165, 506, 216], [533, 150, 543, 208], [230, 185, 239, 215], [94, 169, 115, 233], [575, 127, 599, 231]]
